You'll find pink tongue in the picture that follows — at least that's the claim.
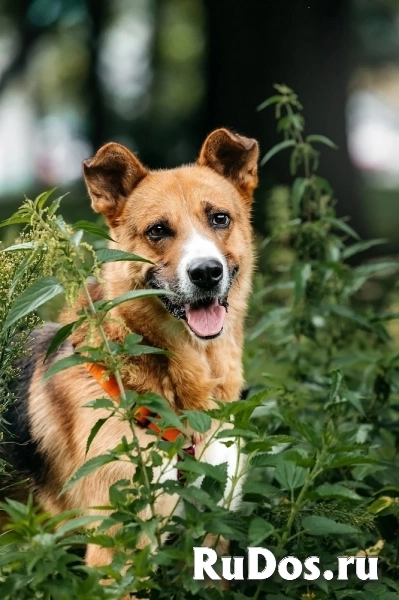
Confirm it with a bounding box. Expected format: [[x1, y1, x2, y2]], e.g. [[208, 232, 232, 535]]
[[184, 298, 226, 337]]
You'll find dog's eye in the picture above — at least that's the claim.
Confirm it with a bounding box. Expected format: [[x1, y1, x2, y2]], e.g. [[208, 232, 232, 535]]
[[147, 224, 170, 240], [211, 213, 230, 228]]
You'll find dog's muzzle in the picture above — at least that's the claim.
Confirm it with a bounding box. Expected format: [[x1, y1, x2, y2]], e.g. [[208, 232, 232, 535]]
[[146, 264, 238, 340]]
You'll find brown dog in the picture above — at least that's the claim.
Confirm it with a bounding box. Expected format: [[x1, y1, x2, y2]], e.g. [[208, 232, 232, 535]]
[[4, 129, 258, 581]]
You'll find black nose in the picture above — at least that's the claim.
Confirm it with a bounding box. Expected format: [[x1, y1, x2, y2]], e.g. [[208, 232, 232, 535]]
[[188, 258, 223, 290]]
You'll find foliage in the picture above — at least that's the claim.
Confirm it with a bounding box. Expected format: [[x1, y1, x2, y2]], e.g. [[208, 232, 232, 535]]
[[0, 86, 398, 599]]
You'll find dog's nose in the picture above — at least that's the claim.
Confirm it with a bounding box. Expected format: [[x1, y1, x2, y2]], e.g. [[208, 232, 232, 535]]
[[188, 258, 223, 290]]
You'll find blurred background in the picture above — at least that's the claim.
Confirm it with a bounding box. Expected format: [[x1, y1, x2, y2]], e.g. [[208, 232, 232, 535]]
[[0, 0, 399, 245]]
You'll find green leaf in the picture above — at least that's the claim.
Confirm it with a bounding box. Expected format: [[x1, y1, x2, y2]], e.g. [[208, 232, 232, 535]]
[[2, 242, 37, 252], [62, 454, 118, 492], [206, 514, 246, 541], [72, 219, 114, 241], [293, 262, 311, 306], [256, 95, 282, 111], [291, 177, 307, 217], [95, 289, 175, 313], [342, 238, 387, 260], [83, 398, 116, 410], [274, 460, 309, 491], [43, 354, 91, 381], [3, 276, 64, 331], [322, 217, 360, 240], [328, 370, 343, 404], [260, 139, 295, 167], [314, 483, 361, 501], [248, 517, 274, 545], [323, 304, 374, 330], [44, 320, 83, 360], [95, 248, 153, 265], [0, 215, 30, 228], [250, 453, 281, 468], [184, 410, 212, 433], [86, 418, 109, 455], [36, 188, 57, 210], [354, 261, 399, 277], [306, 134, 338, 149], [177, 460, 228, 482], [54, 515, 101, 538], [137, 392, 186, 433], [368, 496, 395, 514], [8, 245, 44, 298], [327, 455, 376, 469], [302, 515, 358, 536]]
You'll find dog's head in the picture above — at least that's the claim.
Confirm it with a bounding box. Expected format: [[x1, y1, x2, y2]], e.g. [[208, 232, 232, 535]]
[[83, 129, 258, 340]]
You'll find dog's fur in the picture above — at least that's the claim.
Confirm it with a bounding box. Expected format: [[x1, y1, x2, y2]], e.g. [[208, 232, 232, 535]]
[[3, 129, 258, 578]]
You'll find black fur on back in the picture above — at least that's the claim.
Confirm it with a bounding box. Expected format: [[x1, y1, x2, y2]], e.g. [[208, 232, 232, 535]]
[[2, 324, 61, 489]]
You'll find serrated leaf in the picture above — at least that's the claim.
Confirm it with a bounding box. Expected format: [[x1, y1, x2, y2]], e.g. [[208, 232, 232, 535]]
[[3, 276, 64, 331], [36, 188, 57, 210], [136, 392, 185, 433], [95, 289, 175, 313], [72, 219, 114, 241], [54, 515, 101, 538], [302, 515, 358, 536], [293, 262, 311, 306], [62, 454, 118, 492], [216, 428, 258, 440], [322, 217, 360, 240], [206, 514, 246, 541], [291, 177, 308, 217], [0, 215, 30, 228], [83, 398, 116, 410], [328, 370, 343, 404], [86, 418, 109, 455], [248, 517, 274, 545], [260, 140, 296, 167], [177, 459, 227, 482], [184, 410, 212, 433], [343, 239, 387, 260], [45, 320, 83, 360], [315, 483, 361, 501], [2, 242, 37, 252], [274, 460, 309, 491], [306, 134, 338, 149], [256, 95, 282, 111], [250, 453, 281, 468], [95, 248, 153, 265], [43, 354, 91, 381], [8, 245, 44, 298], [327, 455, 376, 469], [354, 261, 399, 277]]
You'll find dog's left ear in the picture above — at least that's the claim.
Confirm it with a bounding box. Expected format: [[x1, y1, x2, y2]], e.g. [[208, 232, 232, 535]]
[[83, 142, 148, 226], [198, 128, 259, 201]]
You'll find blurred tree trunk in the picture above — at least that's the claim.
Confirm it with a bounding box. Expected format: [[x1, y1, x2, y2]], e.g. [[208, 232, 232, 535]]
[[203, 0, 362, 232], [85, 0, 107, 150]]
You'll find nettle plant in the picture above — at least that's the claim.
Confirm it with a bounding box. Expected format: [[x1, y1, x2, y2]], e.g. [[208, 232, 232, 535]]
[[0, 86, 398, 600]]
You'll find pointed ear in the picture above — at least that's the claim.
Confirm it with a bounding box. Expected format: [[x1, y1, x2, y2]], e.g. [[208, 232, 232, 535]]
[[198, 128, 259, 201], [83, 142, 148, 225]]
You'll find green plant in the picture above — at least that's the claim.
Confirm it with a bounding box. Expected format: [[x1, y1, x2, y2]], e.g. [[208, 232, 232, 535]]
[[0, 86, 398, 600]]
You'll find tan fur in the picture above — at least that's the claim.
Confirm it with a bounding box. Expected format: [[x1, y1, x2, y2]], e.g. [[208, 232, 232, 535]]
[[23, 129, 258, 590]]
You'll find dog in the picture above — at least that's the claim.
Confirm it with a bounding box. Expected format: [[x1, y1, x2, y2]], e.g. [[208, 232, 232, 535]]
[[3, 128, 258, 587]]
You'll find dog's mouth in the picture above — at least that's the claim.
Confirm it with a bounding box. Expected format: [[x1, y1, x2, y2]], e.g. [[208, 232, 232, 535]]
[[159, 294, 228, 340], [184, 297, 228, 339], [146, 269, 235, 340]]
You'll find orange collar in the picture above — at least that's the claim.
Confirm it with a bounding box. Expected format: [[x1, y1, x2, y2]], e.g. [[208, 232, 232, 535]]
[[85, 362, 184, 443]]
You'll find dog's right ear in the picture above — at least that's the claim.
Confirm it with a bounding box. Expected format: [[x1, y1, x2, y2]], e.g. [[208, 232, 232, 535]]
[[83, 143, 148, 225]]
